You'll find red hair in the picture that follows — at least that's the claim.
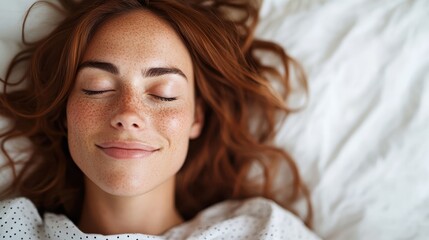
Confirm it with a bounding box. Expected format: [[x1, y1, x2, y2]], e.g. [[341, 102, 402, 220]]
[[0, 0, 312, 227]]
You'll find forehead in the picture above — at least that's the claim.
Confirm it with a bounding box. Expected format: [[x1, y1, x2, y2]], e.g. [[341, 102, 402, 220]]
[[82, 9, 193, 77], [94, 9, 174, 40]]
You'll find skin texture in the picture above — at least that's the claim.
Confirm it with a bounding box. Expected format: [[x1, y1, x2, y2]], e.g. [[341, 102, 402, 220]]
[[66, 10, 203, 235]]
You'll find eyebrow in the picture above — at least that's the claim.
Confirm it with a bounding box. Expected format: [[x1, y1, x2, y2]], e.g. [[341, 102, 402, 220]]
[[144, 67, 187, 80], [78, 60, 188, 80]]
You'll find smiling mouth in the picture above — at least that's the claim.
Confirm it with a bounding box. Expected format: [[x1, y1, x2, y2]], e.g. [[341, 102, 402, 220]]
[[96, 142, 159, 159]]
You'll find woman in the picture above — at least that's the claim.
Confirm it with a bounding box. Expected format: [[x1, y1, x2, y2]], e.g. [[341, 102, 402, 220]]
[[0, 0, 320, 239]]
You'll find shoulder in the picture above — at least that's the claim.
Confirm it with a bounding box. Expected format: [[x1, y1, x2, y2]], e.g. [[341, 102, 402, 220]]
[[166, 197, 322, 239], [0, 197, 41, 222], [0, 197, 44, 239]]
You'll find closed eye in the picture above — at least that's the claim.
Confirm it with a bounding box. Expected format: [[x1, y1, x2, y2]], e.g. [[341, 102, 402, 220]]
[[152, 95, 177, 102], [82, 89, 113, 95]]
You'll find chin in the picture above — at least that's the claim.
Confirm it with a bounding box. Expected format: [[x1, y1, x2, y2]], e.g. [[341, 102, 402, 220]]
[[89, 172, 174, 198]]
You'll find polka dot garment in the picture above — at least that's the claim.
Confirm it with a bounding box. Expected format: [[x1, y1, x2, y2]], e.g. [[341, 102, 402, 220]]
[[0, 197, 321, 239]]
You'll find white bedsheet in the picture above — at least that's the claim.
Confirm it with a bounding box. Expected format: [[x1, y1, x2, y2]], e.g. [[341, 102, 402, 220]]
[[259, 0, 429, 239], [1, 0, 428, 239]]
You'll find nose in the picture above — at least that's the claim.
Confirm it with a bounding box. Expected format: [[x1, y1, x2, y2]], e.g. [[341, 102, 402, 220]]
[[111, 115, 143, 130], [110, 100, 146, 131]]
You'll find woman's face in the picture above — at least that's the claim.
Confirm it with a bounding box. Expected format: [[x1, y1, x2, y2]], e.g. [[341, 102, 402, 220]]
[[66, 10, 203, 197]]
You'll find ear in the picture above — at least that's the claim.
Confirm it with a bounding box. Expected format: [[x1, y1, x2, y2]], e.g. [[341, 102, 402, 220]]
[[189, 99, 204, 139]]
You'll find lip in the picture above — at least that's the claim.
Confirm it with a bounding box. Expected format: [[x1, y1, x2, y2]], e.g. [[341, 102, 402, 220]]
[[96, 141, 159, 159]]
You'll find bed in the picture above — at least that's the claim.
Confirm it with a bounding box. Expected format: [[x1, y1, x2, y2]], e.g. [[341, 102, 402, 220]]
[[1, 0, 428, 239]]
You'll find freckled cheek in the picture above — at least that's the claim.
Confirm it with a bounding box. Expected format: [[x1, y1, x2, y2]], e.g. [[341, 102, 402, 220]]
[[153, 105, 194, 139], [66, 98, 109, 147], [68, 100, 100, 128]]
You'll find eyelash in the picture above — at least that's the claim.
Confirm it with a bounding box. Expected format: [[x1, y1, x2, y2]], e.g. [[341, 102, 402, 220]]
[[152, 95, 177, 102], [82, 90, 109, 95], [82, 90, 177, 102]]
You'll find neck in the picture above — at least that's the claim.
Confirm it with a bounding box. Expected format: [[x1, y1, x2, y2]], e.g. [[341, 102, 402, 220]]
[[78, 177, 183, 235]]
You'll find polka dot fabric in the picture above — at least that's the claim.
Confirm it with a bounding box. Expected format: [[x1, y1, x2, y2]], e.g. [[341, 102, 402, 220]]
[[0, 198, 321, 239]]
